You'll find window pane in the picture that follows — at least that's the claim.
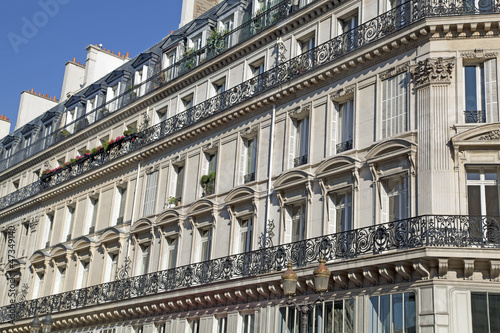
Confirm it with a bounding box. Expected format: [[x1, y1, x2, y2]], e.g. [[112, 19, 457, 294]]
[[334, 300, 343, 332], [465, 65, 478, 112], [468, 186, 482, 215], [392, 293, 403, 333], [325, 302, 333, 333], [404, 293, 416, 333], [344, 299, 354, 333], [484, 169, 498, 181], [471, 293, 489, 332], [279, 307, 287, 333], [315, 304, 323, 333], [467, 171, 481, 181], [485, 186, 499, 216], [368, 297, 379, 333], [489, 293, 500, 332], [380, 295, 391, 333]]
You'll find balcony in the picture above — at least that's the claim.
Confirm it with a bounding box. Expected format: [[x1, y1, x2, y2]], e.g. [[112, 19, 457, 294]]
[[336, 140, 353, 154], [294, 155, 308, 167], [465, 110, 486, 123], [1, 215, 499, 323], [1, 0, 500, 212]]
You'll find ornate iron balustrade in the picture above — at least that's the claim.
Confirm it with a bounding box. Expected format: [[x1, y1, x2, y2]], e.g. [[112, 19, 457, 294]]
[[1, 0, 500, 210], [464, 110, 487, 123], [1, 215, 499, 323], [0, 0, 294, 173], [244, 172, 256, 183], [294, 155, 308, 167], [336, 140, 353, 153]]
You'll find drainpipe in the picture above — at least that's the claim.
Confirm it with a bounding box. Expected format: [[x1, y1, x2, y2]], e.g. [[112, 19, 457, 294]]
[[264, 104, 276, 248]]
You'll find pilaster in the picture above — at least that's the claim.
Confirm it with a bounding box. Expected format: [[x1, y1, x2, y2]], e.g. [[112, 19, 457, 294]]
[[412, 57, 456, 214]]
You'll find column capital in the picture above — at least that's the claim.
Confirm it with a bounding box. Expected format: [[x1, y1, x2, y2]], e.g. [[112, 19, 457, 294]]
[[411, 57, 455, 88]]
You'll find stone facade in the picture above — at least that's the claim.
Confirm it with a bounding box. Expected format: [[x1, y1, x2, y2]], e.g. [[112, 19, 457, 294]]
[[0, 0, 499, 332]]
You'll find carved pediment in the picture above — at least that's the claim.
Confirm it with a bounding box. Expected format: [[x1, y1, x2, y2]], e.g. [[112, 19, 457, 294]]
[[330, 85, 355, 102], [131, 52, 160, 69], [452, 124, 500, 147]]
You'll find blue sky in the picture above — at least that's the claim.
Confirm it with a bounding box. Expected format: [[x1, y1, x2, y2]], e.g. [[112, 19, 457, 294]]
[[0, 0, 182, 133]]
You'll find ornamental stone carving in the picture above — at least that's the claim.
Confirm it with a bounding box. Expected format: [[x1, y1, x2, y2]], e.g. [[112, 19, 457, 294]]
[[379, 63, 409, 80], [461, 50, 498, 59], [411, 57, 455, 88], [330, 85, 355, 102], [478, 130, 500, 140]]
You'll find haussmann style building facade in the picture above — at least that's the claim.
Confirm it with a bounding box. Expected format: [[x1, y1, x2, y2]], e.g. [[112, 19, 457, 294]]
[[0, 0, 500, 332]]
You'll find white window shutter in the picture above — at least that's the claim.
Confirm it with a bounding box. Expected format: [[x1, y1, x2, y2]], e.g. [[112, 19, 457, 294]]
[[484, 58, 498, 123], [327, 195, 336, 234], [143, 170, 158, 216], [381, 181, 388, 223], [332, 104, 338, 155], [239, 139, 247, 183], [289, 120, 297, 168], [382, 78, 388, 138], [284, 206, 292, 243], [302, 117, 309, 157], [402, 177, 409, 219]]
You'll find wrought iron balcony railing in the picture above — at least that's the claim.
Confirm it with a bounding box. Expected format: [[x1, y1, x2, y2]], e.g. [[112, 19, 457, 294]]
[[1, 0, 500, 211], [336, 139, 353, 153], [1, 215, 499, 323], [464, 110, 486, 123], [0, 0, 295, 173], [244, 172, 256, 183], [294, 154, 308, 167]]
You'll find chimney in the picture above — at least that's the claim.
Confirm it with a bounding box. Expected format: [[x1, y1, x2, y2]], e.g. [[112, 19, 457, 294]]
[[0, 114, 11, 139]]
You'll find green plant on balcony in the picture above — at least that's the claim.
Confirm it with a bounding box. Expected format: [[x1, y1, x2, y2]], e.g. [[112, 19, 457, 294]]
[[207, 28, 228, 53], [180, 47, 197, 73], [200, 171, 216, 196], [123, 127, 138, 136]]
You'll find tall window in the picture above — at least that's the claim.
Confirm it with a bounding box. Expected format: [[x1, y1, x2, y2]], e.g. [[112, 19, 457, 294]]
[[280, 299, 355, 333], [368, 292, 416, 333], [3, 146, 12, 168], [381, 73, 408, 138], [190, 319, 200, 333], [45, 214, 54, 247], [471, 292, 500, 332], [337, 100, 354, 153], [64, 206, 75, 241], [241, 314, 255, 333], [182, 95, 194, 112], [164, 236, 178, 269], [291, 117, 309, 167], [106, 253, 118, 282], [217, 317, 228, 333], [464, 59, 498, 123], [291, 203, 306, 242], [467, 167, 499, 216], [23, 134, 32, 155], [164, 50, 177, 79], [382, 176, 408, 222], [107, 83, 120, 111], [202, 152, 217, 196], [199, 228, 212, 262], [32, 272, 44, 298], [78, 260, 90, 288], [242, 138, 257, 183], [339, 13, 358, 51], [143, 170, 159, 217], [86, 196, 99, 233], [239, 218, 253, 253], [174, 165, 184, 203], [138, 244, 150, 275], [114, 186, 127, 224], [53, 267, 66, 294], [331, 190, 352, 233], [298, 36, 315, 55]]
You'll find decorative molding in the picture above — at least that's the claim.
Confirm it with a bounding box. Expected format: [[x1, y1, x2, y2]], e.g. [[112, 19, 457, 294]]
[[332, 273, 348, 289], [288, 102, 311, 119], [411, 57, 455, 88], [438, 258, 449, 279], [329, 85, 355, 102], [490, 260, 500, 281], [239, 125, 259, 139], [379, 63, 409, 80], [464, 259, 475, 280], [347, 271, 363, 287], [413, 260, 430, 279], [363, 267, 378, 285], [395, 263, 412, 281], [202, 141, 220, 153], [460, 50, 498, 59], [478, 130, 500, 140], [379, 265, 395, 283]]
